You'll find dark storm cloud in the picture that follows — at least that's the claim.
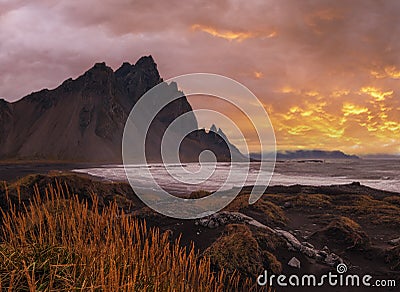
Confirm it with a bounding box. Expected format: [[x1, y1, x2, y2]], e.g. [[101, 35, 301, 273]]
[[0, 0, 399, 153]]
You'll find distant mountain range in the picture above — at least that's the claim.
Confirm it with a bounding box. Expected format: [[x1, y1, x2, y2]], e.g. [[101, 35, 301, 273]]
[[250, 150, 359, 160], [361, 154, 400, 159], [0, 56, 245, 163]]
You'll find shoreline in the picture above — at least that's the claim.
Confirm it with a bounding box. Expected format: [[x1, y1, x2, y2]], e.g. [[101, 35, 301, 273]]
[[1, 171, 399, 291], [1, 161, 399, 196]]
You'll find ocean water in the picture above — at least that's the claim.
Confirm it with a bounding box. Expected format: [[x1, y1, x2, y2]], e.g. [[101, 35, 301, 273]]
[[73, 159, 400, 194]]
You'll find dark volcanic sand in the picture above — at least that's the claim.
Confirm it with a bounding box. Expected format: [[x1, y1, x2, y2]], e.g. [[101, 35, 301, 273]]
[[0, 162, 96, 182], [0, 168, 399, 292]]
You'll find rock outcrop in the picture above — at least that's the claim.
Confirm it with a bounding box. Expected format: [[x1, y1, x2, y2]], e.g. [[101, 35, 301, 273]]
[[197, 211, 345, 267]]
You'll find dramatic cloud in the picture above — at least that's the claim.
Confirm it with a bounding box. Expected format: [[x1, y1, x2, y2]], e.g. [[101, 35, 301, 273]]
[[0, 0, 399, 154], [191, 24, 277, 42]]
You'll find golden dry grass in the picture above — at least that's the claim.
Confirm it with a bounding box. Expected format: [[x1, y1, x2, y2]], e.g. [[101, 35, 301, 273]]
[[336, 195, 400, 228], [310, 216, 370, 250], [383, 196, 400, 207], [205, 224, 262, 278], [0, 182, 257, 291], [264, 193, 332, 209]]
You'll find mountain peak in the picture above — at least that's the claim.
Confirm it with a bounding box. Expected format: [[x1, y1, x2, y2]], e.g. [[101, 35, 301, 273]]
[[216, 127, 228, 140], [116, 62, 132, 72], [135, 55, 156, 67], [210, 124, 217, 133], [86, 62, 113, 74], [135, 56, 160, 80], [114, 55, 162, 98], [80, 62, 115, 89]]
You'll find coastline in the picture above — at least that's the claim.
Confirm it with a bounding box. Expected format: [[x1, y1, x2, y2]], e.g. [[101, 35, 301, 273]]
[[1, 160, 400, 194], [1, 171, 399, 291]]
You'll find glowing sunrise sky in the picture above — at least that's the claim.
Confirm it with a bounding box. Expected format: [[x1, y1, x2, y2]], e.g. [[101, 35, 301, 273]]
[[0, 0, 399, 155]]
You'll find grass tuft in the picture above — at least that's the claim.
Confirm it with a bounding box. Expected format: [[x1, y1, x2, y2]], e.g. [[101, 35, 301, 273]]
[[0, 182, 256, 291]]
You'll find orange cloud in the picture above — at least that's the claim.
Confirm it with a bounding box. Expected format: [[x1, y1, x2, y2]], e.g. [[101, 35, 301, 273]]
[[305, 8, 344, 34], [330, 90, 350, 98], [277, 86, 300, 94], [385, 66, 400, 79], [360, 86, 393, 101], [288, 125, 312, 135], [266, 85, 399, 154], [342, 103, 369, 116], [197, 81, 398, 155], [191, 24, 276, 42], [254, 71, 263, 79], [371, 66, 400, 79]]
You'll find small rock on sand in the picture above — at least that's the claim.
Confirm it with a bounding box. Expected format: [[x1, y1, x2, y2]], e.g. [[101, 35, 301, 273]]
[[288, 257, 301, 269], [283, 202, 292, 209], [388, 237, 400, 246]]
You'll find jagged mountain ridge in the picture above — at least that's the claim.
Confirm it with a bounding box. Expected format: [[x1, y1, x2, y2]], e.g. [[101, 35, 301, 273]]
[[0, 56, 245, 163]]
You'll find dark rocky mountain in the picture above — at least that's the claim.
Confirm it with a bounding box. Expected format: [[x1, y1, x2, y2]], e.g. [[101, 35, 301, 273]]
[[250, 150, 359, 160], [0, 56, 245, 163]]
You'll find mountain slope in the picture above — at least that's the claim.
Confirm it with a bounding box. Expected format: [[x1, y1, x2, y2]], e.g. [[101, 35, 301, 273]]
[[0, 56, 245, 163]]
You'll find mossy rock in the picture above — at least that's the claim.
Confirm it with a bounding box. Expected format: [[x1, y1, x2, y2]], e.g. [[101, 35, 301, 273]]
[[204, 224, 264, 277], [310, 216, 370, 250]]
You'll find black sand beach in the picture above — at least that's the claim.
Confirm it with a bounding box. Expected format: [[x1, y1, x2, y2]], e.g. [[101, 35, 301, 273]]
[[1, 171, 399, 291], [0, 162, 97, 182]]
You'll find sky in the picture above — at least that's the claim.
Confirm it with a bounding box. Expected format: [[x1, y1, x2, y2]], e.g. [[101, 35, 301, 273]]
[[0, 0, 399, 155]]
